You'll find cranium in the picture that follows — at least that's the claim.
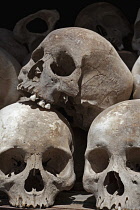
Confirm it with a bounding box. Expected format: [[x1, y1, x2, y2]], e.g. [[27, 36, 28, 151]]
[[0, 102, 75, 208], [0, 47, 21, 109], [13, 9, 60, 52], [17, 27, 133, 130], [83, 99, 140, 210], [74, 2, 132, 51], [132, 8, 140, 55]]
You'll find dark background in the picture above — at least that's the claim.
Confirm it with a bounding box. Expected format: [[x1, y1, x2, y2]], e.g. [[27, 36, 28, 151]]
[[1, 0, 140, 31]]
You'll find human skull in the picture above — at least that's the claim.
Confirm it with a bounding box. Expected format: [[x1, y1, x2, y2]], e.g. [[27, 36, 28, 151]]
[[83, 99, 140, 210], [74, 2, 132, 51], [17, 27, 133, 130], [132, 8, 140, 55], [0, 102, 75, 208], [0, 47, 21, 109], [13, 9, 60, 52]]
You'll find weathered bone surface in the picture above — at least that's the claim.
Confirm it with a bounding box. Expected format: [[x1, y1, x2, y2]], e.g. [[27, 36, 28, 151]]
[[131, 55, 140, 98], [0, 47, 21, 109], [17, 27, 133, 130], [13, 9, 60, 52], [132, 8, 140, 55], [74, 2, 132, 51], [0, 102, 75, 208], [0, 28, 28, 65], [83, 99, 140, 210], [118, 50, 138, 71]]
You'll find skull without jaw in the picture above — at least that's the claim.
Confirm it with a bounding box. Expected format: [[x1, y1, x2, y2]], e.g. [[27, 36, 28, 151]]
[[0, 102, 75, 208], [13, 9, 60, 52], [83, 99, 140, 210], [17, 27, 133, 130], [74, 2, 132, 51]]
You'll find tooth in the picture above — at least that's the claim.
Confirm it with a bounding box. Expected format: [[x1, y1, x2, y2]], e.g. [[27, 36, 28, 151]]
[[11, 172, 15, 176], [30, 94, 36, 101], [63, 95, 68, 103], [45, 103, 51, 109], [38, 100, 45, 108]]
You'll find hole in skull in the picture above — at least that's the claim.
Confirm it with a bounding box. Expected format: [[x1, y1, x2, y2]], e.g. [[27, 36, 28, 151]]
[[24, 169, 44, 192], [126, 148, 140, 172], [26, 18, 48, 33], [88, 148, 110, 173], [96, 25, 107, 37], [104, 171, 124, 195], [0, 149, 26, 176], [28, 60, 43, 79], [50, 51, 76, 76], [32, 47, 44, 62], [42, 148, 70, 176]]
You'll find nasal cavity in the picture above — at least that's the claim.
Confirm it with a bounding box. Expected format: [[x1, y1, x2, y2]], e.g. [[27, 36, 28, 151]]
[[104, 171, 124, 195], [24, 168, 44, 192]]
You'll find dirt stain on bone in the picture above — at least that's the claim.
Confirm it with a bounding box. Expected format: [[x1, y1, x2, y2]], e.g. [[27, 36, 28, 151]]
[[49, 121, 62, 138]]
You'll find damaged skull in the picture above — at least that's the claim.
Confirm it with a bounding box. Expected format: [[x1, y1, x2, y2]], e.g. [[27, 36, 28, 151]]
[[74, 2, 132, 50], [0, 102, 75, 208], [83, 99, 140, 210], [13, 9, 60, 52], [17, 27, 133, 130]]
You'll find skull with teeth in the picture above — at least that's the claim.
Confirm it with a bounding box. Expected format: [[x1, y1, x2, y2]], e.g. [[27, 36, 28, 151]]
[[74, 2, 132, 51], [0, 102, 75, 208], [17, 27, 133, 130], [83, 99, 140, 210]]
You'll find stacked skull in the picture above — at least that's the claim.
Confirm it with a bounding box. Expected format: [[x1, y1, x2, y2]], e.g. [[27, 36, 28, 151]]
[[0, 4, 139, 208], [0, 102, 75, 208]]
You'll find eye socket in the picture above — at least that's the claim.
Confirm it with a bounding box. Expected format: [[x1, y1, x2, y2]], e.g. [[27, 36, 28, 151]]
[[32, 47, 44, 62], [42, 148, 71, 176], [28, 60, 43, 79], [0, 148, 26, 176], [26, 18, 48, 33], [50, 50, 76, 76], [126, 148, 140, 172], [87, 148, 110, 173]]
